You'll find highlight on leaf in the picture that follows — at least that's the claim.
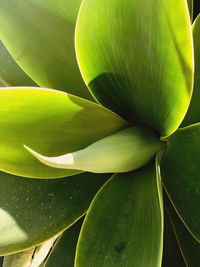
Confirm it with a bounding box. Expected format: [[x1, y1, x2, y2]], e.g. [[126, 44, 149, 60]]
[[24, 126, 164, 173]]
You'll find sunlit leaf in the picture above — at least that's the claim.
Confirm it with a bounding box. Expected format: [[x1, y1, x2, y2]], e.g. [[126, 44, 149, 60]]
[[182, 14, 200, 126], [0, 88, 127, 178], [0, 0, 92, 100], [0, 41, 36, 87], [76, 0, 193, 137], [24, 126, 162, 174]]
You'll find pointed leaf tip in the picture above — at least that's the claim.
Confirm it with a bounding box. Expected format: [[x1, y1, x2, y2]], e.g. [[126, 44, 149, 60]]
[[25, 126, 163, 174], [0, 88, 126, 178]]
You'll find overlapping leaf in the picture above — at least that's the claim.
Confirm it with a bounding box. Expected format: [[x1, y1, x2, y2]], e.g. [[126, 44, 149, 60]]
[[165, 193, 200, 267], [0, 171, 108, 255], [161, 123, 200, 241], [76, 0, 193, 137], [0, 41, 36, 87], [75, 163, 163, 267], [162, 208, 186, 267], [182, 14, 200, 126], [187, 0, 193, 21], [0, 88, 127, 178], [0, 0, 92, 100], [45, 218, 83, 267]]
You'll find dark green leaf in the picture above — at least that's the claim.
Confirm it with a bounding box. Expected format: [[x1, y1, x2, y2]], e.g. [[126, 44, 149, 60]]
[[0, 0, 92, 100], [165, 192, 200, 267], [76, 0, 193, 137], [0, 88, 127, 178], [162, 208, 186, 267], [187, 0, 193, 22], [0, 41, 36, 87], [0, 171, 108, 255], [44, 218, 83, 267], [75, 163, 163, 267], [161, 123, 200, 241]]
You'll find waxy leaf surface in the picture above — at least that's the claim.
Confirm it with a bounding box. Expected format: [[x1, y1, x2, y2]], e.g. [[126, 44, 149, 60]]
[[0, 41, 36, 87], [0, 0, 92, 100], [76, 0, 193, 137], [75, 164, 163, 267], [0, 88, 127, 178], [165, 193, 200, 267], [162, 208, 186, 267], [161, 123, 200, 241], [0, 171, 108, 255], [45, 218, 83, 267]]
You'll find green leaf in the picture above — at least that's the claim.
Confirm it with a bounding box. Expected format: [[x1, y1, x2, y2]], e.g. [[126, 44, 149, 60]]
[[162, 208, 186, 267], [0, 170, 108, 255], [0, 88, 127, 178], [182, 15, 200, 126], [187, 0, 193, 22], [160, 123, 200, 241], [0, 81, 5, 87], [44, 218, 83, 267], [76, 0, 193, 138], [0, 0, 92, 100], [0, 41, 36, 87], [3, 237, 57, 267], [25, 126, 163, 174], [165, 192, 200, 267], [75, 163, 163, 267]]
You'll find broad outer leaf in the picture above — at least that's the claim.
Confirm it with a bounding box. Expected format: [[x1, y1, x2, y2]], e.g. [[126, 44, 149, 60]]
[[182, 15, 200, 126], [165, 192, 200, 267], [3, 237, 57, 267], [0, 41, 36, 87], [0, 0, 92, 100], [0, 88, 127, 178], [75, 164, 163, 267], [161, 123, 200, 241], [76, 0, 193, 138], [0, 171, 108, 255], [44, 218, 83, 267], [162, 208, 186, 267]]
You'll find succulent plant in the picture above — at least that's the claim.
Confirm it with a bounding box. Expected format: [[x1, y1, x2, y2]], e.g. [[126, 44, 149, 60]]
[[0, 0, 200, 266]]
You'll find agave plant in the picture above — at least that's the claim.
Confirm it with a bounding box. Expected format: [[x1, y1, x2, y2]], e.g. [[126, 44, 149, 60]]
[[0, 0, 199, 266]]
